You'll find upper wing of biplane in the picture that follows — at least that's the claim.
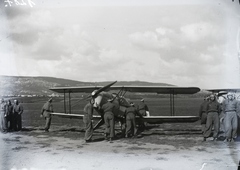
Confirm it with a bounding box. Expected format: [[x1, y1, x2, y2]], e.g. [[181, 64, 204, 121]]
[[50, 86, 200, 94], [50, 85, 200, 116]]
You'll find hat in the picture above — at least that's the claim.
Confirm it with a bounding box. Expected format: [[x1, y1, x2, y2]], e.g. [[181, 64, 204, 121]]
[[48, 98, 53, 102], [130, 102, 134, 106]]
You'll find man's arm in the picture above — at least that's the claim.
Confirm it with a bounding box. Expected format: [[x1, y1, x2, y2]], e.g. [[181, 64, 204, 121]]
[[19, 105, 24, 114], [145, 104, 149, 111]]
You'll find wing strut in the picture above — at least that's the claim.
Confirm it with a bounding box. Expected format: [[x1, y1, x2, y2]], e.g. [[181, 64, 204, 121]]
[[69, 91, 71, 114], [64, 90, 66, 113], [169, 90, 175, 116], [93, 118, 105, 130], [170, 93, 172, 116]]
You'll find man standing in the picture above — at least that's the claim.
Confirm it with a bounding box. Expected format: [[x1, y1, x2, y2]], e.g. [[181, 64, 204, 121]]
[[0, 98, 7, 133], [125, 102, 139, 138], [83, 99, 94, 142], [199, 96, 209, 133], [101, 98, 115, 142], [203, 94, 221, 141], [6, 100, 13, 131], [222, 93, 238, 142], [41, 98, 53, 132], [13, 99, 24, 131]]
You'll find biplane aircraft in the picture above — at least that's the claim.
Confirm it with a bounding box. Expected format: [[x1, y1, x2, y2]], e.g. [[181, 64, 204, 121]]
[[49, 81, 200, 130]]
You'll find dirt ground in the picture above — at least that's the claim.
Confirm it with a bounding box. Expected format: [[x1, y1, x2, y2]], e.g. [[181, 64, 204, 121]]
[[1, 122, 240, 170]]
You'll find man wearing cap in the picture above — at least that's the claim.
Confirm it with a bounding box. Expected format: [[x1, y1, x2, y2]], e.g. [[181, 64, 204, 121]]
[[101, 98, 115, 142], [125, 102, 140, 138], [222, 93, 239, 142], [83, 99, 94, 142], [203, 94, 221, 141], [199, 96, 209, 133], [41, 98, 53, 132], [13, 99, 24, 131]]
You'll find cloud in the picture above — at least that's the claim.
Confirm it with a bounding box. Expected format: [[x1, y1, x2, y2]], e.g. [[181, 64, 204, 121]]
[[129, 29, 172, 51], [180, 22, 218, 42], [3, 6, 31, 20], [129, 21, 225, 64], [1, 4, 239, 88], [128, 20, 227, 87]]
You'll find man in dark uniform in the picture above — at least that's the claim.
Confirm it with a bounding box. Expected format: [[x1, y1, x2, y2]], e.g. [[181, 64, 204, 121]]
[[101, 98, 115, 142], [199, 96, 209, 133], [6, 100, 13, 131], [41, 98, 53, 132], [13, 99, 24, 131], [203, 94, 221, 141], [125, 102, 139, 138], [83, 99, 94, 142]]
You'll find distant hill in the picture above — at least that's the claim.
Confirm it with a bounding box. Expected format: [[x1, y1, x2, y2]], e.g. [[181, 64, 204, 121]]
[[0, 76, 173, 96]]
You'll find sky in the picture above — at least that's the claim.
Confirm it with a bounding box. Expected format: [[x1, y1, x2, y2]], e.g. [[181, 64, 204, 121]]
[[0, 0, 240, 89]]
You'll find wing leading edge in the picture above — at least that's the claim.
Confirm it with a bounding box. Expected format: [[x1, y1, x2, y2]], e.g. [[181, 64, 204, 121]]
[[50, 86, 200, 94], [51, 112, 199, 123]]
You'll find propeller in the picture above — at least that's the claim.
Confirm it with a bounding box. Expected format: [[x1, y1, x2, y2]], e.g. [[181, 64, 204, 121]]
[[84, 81, 117, 100]]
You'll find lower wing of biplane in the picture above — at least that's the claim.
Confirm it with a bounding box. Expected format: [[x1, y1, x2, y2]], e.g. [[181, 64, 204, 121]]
[[50, 112, 199, 123], [50, 82, 201, 127], [50, 112, 199, 130]]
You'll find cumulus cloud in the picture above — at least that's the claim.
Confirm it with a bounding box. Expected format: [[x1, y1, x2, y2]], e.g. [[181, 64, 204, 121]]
[[129, 28, 173, 51], [129, 21, 226, 66], [5, 8, 129, 81], [128, 18, 228, 87], [1, 3, 239, 88], [180, 22, 219, 42]]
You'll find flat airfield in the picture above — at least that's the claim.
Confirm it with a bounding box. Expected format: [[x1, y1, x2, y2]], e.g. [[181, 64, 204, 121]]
[[0, 97, 240, 170]]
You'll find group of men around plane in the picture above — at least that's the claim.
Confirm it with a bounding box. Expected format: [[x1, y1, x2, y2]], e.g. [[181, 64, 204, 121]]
[[199, 93, 239, 142], [0, 98, 23, 133], [83, 98, 149, 143]]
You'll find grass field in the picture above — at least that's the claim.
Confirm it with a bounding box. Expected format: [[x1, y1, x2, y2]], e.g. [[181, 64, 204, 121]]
[[2, 97, 240, 170], [11, 96, 203, 128]]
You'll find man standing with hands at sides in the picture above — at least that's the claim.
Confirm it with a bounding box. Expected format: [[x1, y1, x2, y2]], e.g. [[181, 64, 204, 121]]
[[199, 95, 209, 133], [6, 100, 14, 131], [222, 93, 239, 142], [41, 98, 53, 132], [13, 99, 24, 131], [102, 98, 115, 142], [0, 98, 7, 133], [203, 94, 221, 141], [83, 99, 94, 143]]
